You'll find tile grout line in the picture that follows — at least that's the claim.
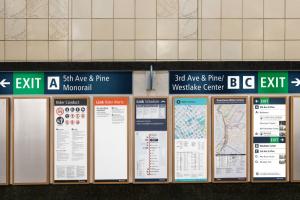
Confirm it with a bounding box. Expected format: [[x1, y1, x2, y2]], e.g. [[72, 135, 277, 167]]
[[156, 0, 157, 61], [91, 0, 92, 61], [197, 0, 199, 60], [113, 0, 115, 60], [201, 0, 205, 60], [48, 0, 49, 61], [177, 0, 179, 60], [69, 0, 71, 61], [3, 0, 5, 61], [241, 0, 243, 60], [284, 0, 286, 60], [134, 0, 136, 61], [220, 0, 222, 60], [26, 0, 27, 61], [263, 0, 265, 60]]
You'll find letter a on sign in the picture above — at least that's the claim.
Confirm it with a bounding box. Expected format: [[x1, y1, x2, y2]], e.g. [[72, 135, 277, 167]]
[[47, 77, 60, 90]]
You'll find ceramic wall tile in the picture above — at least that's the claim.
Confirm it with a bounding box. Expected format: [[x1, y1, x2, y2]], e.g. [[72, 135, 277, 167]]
[[5, 0, 26, 18], [5, 19, 26, 40], [157, 0, 178, 18], [49, 0, 68, 18], [27, 0, 48, 18], [49, 19, 68, 40]]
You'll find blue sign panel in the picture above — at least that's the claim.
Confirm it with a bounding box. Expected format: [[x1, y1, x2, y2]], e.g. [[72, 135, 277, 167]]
[[0, 71, 132, 95], [45, 72, 132, 94], [169, 71, 300, 94], [0, 72, 13, 95]]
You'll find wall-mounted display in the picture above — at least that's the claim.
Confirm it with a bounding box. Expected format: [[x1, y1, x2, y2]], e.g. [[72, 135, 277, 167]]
[[212, 97, 248, 182], [13, 97, 49, 184], [0, 98, 9, 185], [94, 97, 128, 183], [134, 98, 168, 183], [173, 97, 209, 182], [53, 97, 89, 183], [251, 97, 288, 182]]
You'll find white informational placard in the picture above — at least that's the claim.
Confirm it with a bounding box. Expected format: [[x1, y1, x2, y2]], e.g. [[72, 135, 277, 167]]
[[0, 98, 8, 185], [213, 97, 247, 182], [292, 97, 300, 181], [174, 97, 208, 182], [94, 97, 128, 182], [134, 98, 168, 182], [252, 97, 287, 181], [54, 98, 88, 181], [13, 98, 49, 184]]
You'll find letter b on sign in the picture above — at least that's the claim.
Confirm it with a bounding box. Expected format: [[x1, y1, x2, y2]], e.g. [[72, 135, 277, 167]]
[[228, 76, 240, 89], [48, 77, 60, 90]]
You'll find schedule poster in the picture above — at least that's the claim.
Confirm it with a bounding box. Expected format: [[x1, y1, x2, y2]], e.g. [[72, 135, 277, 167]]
[[135, 98, 168, 182], [94, 97, 128, 182], [174, 97, 208, 182], [54, 98, 88, 182], [213, 98, 247, 182], [252, 97, 287, 181]]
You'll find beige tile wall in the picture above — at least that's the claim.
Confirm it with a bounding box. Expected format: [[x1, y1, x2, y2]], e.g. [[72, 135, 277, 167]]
[[1, 0, 300, 61]]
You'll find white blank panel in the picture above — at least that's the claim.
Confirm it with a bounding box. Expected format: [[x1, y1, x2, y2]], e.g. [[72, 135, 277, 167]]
[[293, 97, 300, 180], [13, 98, 49, 184], [94, 97, 128, 181], [0, 99, 8, 184]]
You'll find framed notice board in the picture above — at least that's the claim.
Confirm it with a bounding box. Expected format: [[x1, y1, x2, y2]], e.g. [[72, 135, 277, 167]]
[[212, 96, 249, 183], [12, 97, 50, 185], [172, 96, 209, 183], [0, 98, 9, 185], [93, 97, 129, 183], [134, 97, 169, 183], [53, 97, 90, 184], [251, 96, 289, 182], [291, 97, 300, 182]]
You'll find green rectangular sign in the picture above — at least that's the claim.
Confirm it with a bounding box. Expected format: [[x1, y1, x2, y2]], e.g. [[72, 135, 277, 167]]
[[258, 71, 288, 94], [270, 137, 279, 143], [13, 72, 44, 95]]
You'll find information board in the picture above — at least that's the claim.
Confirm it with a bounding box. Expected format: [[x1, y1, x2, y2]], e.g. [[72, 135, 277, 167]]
[[0, 98, 9, 185], [13, 98, 49, 184], [94, 97, 128, 182], [212, 97, 248, 182], [134, 98, 168, 182], [252, 97, 288, 182], [173, 97, 208, 182], [53, 98, 89, 183], [291, 97, 300, 182]]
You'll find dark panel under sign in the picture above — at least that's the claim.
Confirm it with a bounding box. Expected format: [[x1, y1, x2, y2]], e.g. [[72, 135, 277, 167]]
[[45, 72, 132, 95]]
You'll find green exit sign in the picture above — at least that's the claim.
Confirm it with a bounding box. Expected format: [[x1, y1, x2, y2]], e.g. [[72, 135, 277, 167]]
[[270, 137, 279, 143], [13, 72, 44, 95], [258, 71, 288, 93], [259, 97, 269, 104]]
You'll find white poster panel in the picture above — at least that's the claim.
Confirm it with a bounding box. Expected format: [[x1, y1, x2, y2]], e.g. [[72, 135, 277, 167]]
[[134, 98, 168, 182], [252, 97, 287, 181], [0, 99, 8, 184], [13, 98, 49, 184], [213, 97, 247, 182], [94, 97, 128, 182], [292, 97, 300, 181], [174, 97, 208, 182], [54, 98, 88, 182]]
